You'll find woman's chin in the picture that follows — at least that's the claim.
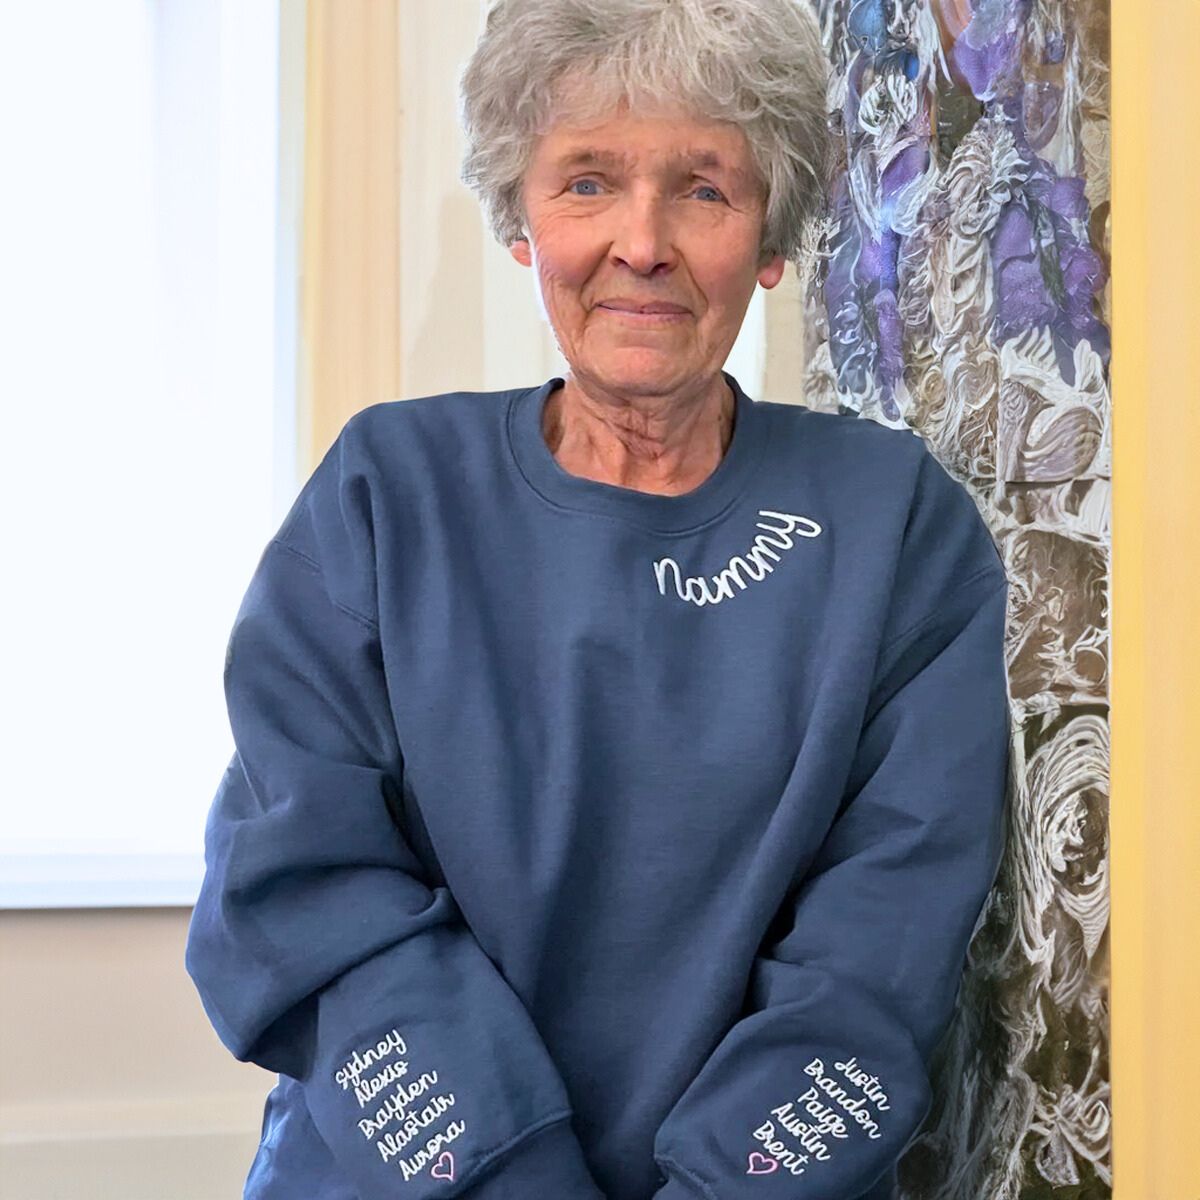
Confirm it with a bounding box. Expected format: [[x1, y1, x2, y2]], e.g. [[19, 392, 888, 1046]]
[[573, 354, 706, 395]]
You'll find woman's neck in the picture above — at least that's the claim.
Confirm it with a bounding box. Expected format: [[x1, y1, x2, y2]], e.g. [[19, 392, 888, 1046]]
[[541, 372, 736, 496]]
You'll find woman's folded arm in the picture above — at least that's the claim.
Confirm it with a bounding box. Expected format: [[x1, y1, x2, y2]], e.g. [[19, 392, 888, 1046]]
[[185, 431, 603, 1200]]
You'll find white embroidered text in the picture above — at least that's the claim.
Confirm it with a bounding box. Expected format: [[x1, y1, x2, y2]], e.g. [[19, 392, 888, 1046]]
[[652, 510, 822, 607], [744, 1051, 892, 1180], [332, 1027, 465, 1185]]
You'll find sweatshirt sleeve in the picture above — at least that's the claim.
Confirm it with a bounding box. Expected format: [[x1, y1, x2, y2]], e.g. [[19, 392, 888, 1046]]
[[651, 446, 1012, 1200], [184, 421, 604, 1200]]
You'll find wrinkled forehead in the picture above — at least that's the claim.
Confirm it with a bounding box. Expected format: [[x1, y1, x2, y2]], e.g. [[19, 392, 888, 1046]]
[[533, 72, 762, 191]]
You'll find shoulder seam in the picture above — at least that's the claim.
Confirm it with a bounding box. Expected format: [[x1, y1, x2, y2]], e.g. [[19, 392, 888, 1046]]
[[879, 564, 1006, 662], [269, 538, 380, 632]]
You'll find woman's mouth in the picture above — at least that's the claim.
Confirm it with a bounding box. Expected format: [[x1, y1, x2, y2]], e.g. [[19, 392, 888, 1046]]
[[597, 304, 691, 323]]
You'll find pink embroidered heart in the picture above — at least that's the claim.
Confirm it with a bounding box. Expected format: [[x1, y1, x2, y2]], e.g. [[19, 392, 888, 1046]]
[[746, 1152, 778, 1175], [431, 1151, 456, 1181]]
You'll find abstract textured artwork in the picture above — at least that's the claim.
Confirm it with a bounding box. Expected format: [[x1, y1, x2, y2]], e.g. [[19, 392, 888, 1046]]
[[799, 2, 1112, 1197]]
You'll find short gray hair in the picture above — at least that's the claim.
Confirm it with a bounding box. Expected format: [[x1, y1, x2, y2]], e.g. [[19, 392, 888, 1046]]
[[457, 0, 832, 268]]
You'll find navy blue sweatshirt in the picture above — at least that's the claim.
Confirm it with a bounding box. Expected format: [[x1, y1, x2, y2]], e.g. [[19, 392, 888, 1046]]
[[185, 371, 1011, 1200]]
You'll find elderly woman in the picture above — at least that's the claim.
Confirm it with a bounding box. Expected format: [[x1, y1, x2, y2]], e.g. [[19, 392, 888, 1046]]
[[186, 2, 1010, 1199]]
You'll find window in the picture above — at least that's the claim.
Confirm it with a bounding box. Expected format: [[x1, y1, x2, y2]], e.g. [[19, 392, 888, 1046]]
[[0, 1, 299, 907]]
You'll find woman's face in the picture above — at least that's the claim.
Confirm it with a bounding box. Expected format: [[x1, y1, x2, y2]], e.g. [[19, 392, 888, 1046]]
[[510, 99, 786, 399]]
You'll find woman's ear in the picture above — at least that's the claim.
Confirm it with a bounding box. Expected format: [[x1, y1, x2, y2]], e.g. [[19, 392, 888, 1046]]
[[509, 238, 532, 268], [756, 253, 786, 289]]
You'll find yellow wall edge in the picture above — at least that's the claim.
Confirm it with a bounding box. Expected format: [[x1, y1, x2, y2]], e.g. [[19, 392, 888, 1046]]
[[1110, 1, 1200, 1196]]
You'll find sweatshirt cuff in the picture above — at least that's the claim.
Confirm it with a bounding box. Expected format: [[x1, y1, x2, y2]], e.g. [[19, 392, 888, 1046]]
[[463, 1118, 605, 1199]]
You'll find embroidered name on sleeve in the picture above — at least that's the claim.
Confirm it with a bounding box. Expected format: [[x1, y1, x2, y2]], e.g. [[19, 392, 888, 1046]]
[[746, 1053, 891, 1179], [333, 1027, 466, 1183]]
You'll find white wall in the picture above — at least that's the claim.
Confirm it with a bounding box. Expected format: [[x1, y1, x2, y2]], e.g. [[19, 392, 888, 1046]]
[[0, 909, 269, 1199]]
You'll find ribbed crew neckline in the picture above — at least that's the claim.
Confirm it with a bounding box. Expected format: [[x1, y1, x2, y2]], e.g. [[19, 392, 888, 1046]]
[[506, 371, 768, 533]]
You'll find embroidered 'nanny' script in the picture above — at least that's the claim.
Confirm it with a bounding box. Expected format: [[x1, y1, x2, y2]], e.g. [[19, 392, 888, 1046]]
[[652, 510, 823, 607]]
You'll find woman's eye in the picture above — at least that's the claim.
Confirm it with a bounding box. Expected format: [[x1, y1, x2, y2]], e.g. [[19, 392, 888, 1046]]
[[568, 179, 602, 196], [694, 184, 725, 202]]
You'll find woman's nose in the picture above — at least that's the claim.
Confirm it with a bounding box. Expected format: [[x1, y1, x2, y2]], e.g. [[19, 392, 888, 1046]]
[[607, 195, 678, 275]]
